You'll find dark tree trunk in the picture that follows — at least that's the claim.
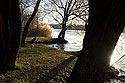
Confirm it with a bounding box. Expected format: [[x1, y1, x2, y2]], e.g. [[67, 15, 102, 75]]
[[0, 0, 21, 71], [21, 0, 41, 45], [58, 16, 68, 41], [58, 23, 67, 39], [57, 0, 75, 40], [68, 0, 125, 83]]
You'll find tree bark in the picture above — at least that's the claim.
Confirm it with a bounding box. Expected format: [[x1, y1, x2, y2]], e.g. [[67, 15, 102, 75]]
[[21, 0, 41, 45], [68, 0, 125, 83], [0, 0, 21, 71], [58, 23, 67, 39], [58, 16, 68, 40]]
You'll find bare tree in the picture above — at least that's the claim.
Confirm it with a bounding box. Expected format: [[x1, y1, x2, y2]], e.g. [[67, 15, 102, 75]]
[[21, 0, 42, 44], [19, 0, 43, 28], [42, 0, 88, 41], [19, 0, 34, 23]]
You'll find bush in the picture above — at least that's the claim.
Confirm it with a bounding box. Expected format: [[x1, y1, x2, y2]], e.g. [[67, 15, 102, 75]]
[[27, 23, 53, 37]]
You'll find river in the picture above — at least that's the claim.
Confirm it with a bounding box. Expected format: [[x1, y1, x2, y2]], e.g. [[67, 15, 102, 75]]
[[49, 29, 125, 82], [51, 29, 85, 51]]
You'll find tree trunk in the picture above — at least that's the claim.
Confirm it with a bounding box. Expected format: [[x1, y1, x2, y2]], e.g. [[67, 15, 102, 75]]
[[58, 23, 67, 39], [0, 0, 21, 71], [21, 0, 41, 45], [68, 0, 125, 83], [58, 16, 68, 40], [0, 1, 9, 70]]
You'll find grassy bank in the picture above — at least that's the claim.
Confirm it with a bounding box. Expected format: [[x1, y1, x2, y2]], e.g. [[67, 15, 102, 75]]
[[0, 44, 77, 83], [0, 37, 119, 83], [26, 37, 68, 44], [26, 37, 52, 42]]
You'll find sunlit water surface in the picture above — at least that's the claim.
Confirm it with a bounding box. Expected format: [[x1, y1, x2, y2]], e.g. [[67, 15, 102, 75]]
[[110, 33, 125, 74], [51, 29, 85, 51], [47, 29, 125, 82]]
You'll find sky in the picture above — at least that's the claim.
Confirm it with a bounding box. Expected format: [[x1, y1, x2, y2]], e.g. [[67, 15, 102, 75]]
[[21, 0, 88, 25]]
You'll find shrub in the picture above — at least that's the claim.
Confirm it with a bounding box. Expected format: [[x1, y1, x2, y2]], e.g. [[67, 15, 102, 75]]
[[27, 23, 53, 37]]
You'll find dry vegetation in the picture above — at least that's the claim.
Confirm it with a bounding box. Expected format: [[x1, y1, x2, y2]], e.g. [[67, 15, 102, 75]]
[[27, 23, 53, 37]]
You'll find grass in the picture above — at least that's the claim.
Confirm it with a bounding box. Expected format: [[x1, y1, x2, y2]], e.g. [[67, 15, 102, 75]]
[[0, 43, 77, 83], [0, 37, 122, 83], [26, 37, 53, 42], [26, 37, 68, 44]]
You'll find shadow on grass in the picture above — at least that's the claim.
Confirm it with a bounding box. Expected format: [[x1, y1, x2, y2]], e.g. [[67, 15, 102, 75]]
[[35, 55, 77, 83]]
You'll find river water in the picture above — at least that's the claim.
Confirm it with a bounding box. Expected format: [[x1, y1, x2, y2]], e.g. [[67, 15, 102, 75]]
[[49, 29, 125, 82], [51, 29, 85, 51]]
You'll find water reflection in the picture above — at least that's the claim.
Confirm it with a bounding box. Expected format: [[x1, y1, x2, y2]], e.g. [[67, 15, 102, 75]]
[[58, 43, 65, 50], [49, 29, 125, 82], [110, 33, 125, 71], [51, 29, 125, 69], [51, 29, 85, 51], [51, 29, 125, 66]]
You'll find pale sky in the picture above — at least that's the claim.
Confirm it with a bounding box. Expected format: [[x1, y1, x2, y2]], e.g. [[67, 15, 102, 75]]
[[23, 0, 87, 24]]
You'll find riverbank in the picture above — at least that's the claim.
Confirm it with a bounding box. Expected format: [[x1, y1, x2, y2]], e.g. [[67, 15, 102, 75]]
[[0, 37, 124, 83], [26, 37, 68, 44], [0, 43, 77, 83]]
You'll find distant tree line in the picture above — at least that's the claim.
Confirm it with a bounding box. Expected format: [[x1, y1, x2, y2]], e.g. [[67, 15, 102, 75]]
[[50, 24, 85, 30]]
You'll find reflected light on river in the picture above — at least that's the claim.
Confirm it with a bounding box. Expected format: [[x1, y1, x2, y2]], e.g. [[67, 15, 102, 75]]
[[110, 33, 125, 71], [110, 49, 120, 65], [51, 29, 125, 70], [50, 29, 125, 82]]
